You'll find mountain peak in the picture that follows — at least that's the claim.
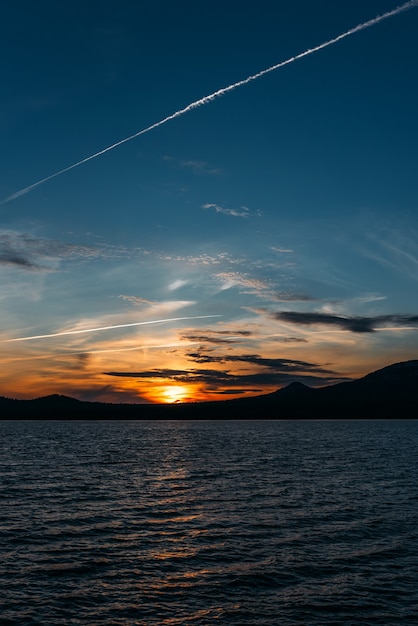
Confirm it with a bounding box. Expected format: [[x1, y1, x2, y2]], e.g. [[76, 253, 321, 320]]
[[279, 381, 312, 394]]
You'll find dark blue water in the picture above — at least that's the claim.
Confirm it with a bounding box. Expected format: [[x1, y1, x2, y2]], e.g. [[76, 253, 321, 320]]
[[1, 419, 417, 625]]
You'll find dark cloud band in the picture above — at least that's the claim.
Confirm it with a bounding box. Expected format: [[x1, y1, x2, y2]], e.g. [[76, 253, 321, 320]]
[[274, 311, 418, 333]]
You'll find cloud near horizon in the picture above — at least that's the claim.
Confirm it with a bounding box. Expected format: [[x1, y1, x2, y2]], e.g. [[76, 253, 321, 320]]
[[180, 329, 253, 345], [104, 352, 347, 391], [104, 367, 347, 389], [184, 352, 336, 374]]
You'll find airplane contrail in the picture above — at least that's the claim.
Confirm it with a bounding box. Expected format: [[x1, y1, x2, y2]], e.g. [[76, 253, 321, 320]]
[[0, 315, 222, 343], [1, 0, 416, 206], [1, 341, 202, 362]]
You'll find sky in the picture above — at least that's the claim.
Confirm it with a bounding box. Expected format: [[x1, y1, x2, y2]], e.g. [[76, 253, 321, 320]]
[[1, 0, 418, 403]]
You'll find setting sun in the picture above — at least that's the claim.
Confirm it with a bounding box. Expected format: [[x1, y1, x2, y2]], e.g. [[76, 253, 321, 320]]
[[161, 385, 188, 404]]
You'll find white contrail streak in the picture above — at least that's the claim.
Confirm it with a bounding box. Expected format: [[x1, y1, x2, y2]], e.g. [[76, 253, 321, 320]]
[[0, 315, 222, 343], [1, 341, 201, 362], [1, 1, 416, 206]]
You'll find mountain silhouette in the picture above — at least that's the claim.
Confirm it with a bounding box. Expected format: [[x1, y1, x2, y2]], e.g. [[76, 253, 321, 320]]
[[1, 360, 417, 419]]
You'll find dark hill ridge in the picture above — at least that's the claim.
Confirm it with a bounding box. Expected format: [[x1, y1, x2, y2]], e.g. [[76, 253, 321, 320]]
[[1, 360, 417, 419], [32, 394, 82, 404], [354, 359, 418, 389]]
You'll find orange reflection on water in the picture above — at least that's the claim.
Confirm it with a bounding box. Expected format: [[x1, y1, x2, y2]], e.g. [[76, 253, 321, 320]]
[[146, 514, 202, 526], [153, 545, 198, 561], [156, 607, 224, 624]]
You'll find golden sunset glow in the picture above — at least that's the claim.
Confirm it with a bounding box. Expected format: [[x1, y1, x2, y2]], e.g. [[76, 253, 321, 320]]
[[161, 385, 189, 404]]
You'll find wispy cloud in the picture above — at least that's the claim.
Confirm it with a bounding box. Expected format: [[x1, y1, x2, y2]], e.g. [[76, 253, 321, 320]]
[[118, 299, 198, 316], [271, 247, 294, 254], [0, 230, 132, 271], [159, 252, 230, 265], [0, 253, 42, 271], [119, 295, 155, 306], [351, 293, 387, 304], [202, 203, 261, 218], [180, 329, 253, 345], [364, 227, 418, 281], [215, 271, 274, 299], [278, 336, 308, 343], [164, 156, 221, 175], [275, 292, 318, 302], [168, 279, 188, 291]]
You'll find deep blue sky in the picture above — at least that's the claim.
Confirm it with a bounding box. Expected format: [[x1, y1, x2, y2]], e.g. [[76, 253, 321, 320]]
[[1, 1, 418, 402]]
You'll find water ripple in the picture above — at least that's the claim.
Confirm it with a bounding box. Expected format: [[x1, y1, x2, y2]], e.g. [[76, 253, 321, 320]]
[[0, 419, 417, 625]]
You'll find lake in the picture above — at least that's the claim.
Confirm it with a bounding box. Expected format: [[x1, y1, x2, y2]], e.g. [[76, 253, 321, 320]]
[[1, 419, 417, 625]]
